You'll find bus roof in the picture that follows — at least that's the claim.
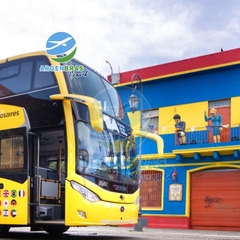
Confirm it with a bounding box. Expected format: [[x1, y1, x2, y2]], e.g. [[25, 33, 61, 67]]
[[0, 51, 48, 64]]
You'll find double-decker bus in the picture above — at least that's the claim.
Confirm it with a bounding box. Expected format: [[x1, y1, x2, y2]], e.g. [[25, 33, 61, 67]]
[[0, 51, 162, 236]]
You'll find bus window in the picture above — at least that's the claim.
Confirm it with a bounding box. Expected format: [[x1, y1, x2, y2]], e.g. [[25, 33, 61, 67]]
[[0, 127, 28, 184], [0, 64, 19, 79], [34, 60, 56, 89], [0, 136, 24, 169], [101, 77, 124, 120], [0, 128, 27, 170], [0, 61, 32, 96], [76, 122, 110, 173], [0, 56, 57, 99], [64, 60, 117, 117], [76, 121, 137, 193]]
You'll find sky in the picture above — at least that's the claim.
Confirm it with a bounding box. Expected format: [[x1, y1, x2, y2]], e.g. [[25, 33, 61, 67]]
[[1, 0, 240, 78]]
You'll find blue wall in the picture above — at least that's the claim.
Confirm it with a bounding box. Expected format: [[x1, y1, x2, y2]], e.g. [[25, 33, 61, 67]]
[[116, 64, 240, 216], [117, 65, 240, 110]]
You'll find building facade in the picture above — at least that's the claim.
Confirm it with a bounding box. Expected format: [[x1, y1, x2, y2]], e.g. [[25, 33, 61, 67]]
[[112, 48, 240, 231]]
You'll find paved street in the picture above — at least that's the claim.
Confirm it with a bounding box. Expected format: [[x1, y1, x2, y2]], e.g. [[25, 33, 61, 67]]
[[4, 226, 240, 240]]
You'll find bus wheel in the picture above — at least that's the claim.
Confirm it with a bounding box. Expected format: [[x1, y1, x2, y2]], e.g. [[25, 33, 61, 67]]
[[0, 225, 10, 237], [42, 225, 69, 235]]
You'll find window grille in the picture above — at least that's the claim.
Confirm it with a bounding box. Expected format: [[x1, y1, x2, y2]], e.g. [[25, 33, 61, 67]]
[[141, 170, 162, 208], [142, 109, 159, 133], [209, 99, 230, 108]]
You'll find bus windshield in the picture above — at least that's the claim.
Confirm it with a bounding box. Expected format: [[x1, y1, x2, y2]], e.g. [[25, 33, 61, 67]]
[[64, 60, 139, 193], [65, 59, 124, 119], [76, 121, 138, 193]]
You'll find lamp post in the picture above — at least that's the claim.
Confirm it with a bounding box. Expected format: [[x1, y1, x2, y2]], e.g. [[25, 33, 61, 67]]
[[129, 74, 143, 232]]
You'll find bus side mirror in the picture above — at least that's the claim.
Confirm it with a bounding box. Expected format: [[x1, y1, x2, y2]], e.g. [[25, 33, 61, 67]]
[[50, 94, 104, 133]]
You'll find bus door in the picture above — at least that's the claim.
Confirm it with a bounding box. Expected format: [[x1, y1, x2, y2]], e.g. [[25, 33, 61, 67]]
[[32, 129, 65, 222], [0, 105, 30, 225]]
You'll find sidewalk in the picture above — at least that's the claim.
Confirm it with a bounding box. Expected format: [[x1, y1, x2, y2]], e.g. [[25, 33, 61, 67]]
[[10, 226, 240, 239]]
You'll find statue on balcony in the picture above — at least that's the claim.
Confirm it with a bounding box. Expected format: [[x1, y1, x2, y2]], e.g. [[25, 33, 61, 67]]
[[204, 108, 223, 143], [173, 114, 186, 145]]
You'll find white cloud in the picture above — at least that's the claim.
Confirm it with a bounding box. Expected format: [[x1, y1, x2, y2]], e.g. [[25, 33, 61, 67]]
[[0, 0, 239, 78]]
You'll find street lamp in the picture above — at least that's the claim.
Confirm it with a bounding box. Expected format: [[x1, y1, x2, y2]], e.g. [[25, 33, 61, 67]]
[[129, 74, 144, 232], [128, 91, 139, 114]]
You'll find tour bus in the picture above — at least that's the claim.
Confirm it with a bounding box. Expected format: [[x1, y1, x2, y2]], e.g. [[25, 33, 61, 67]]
[[0, 51, 163, 236]]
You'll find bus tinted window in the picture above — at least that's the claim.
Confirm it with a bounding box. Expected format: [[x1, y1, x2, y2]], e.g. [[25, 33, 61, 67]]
[[34, 60, 55, 89], [101, 77, 124, 119], [0, 64, 19, 79], [65, 60, 124, 118], [0, 137, 24, 169], [0, 56, 57, 98], [67, 64, 115, 115], [0, 128, 27, 170], [0, 61, 32, 96]]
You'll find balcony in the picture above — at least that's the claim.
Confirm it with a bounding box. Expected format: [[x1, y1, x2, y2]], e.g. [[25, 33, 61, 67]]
[[175, 124, 240, 146], [173, 124, 240, 161]]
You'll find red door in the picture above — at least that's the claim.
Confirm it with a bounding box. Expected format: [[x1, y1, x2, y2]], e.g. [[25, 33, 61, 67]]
[[207, 106, 230, 143], [190, 169, 240, 231]]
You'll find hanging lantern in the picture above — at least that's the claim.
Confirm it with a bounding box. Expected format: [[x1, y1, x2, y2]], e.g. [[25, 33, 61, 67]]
[[129, 92, 139, 113]]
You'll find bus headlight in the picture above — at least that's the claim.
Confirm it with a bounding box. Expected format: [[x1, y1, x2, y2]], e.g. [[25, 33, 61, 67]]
[[70, 181, 100, 202]]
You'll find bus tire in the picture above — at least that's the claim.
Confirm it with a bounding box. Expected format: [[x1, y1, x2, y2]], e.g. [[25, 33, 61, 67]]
[[0, 225, 10, 237], [42, 225, 69, 235]]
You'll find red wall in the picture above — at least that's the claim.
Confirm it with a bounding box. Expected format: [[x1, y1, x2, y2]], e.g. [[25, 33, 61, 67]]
[[110, 48, 240, 85], [145, 216, 190, 229]]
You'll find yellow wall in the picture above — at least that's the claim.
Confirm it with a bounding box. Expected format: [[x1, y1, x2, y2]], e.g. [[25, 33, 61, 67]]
[[159, 102, 208, 134], [129, 97, 240, 135], [231, 96, 240, 125]]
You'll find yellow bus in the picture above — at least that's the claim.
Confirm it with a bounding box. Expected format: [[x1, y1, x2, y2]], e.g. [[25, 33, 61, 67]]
[[0, 51, 162, 236]]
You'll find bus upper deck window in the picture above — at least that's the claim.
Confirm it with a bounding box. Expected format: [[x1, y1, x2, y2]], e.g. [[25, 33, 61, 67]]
[[0, 65, 19, 79], [0, 61, 32, 96], [34, 60, 56, 89]]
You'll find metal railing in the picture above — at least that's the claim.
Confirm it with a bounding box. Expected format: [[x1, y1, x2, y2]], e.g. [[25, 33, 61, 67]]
[[175, 124, 240, 146]]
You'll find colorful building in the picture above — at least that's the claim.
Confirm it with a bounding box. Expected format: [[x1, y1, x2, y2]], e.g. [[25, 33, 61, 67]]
[[111, 48, 240, 231]]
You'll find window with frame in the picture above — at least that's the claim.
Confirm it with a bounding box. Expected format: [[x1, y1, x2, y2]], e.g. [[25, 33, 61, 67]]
[[0, 128, 27, 170], [209, 99, 230, 108], [0, 56, 57, 98], [142, 109, 159, 134], [0, 62, 32, 96], [0, 136, 24, 169], [141, 170, 162, 208], [34, 59, 56, 89]]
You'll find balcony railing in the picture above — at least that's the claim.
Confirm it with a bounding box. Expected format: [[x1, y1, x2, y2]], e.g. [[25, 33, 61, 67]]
[[174, 124, 240, 146]]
